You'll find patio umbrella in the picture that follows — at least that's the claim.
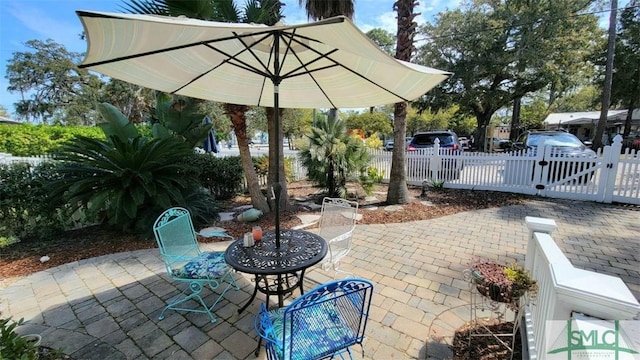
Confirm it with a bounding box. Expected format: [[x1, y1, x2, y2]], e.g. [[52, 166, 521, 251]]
[[76, 10, 450, 246], [202, 116, 219, 154]]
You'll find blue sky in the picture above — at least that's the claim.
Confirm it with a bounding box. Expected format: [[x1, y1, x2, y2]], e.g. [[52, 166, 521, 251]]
[[0, 0, 460, 118]]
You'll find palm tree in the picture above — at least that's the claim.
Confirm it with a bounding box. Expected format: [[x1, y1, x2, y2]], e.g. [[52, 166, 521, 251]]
[[297, 0, 355, 122], [387, 0, 418, 204], [121, 0, 284, 213], [298, 0, 354, 20], [299, 116, 369, 197]]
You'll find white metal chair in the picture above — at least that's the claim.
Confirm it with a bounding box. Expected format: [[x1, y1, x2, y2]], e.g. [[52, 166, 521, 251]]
[[318, 198, 359, 278], [153, 207, 238, 323]]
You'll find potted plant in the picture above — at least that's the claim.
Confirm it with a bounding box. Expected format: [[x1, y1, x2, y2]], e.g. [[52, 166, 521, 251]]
[[470, 259, 537, 306], [0, 316, 40, 360]]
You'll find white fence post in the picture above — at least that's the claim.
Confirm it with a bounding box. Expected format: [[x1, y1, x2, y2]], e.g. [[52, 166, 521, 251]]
[[429, 138, 441, 182], [601, 135, 623, 203], [524, 217, 557, 272], [523, 217, 640, 360]]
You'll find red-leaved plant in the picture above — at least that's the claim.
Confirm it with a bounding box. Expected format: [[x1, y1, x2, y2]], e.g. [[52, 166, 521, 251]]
[[470, 259, 537, 307]]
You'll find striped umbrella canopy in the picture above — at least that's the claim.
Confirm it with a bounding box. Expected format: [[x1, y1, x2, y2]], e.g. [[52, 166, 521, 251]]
[[76, 10, 450, 246]]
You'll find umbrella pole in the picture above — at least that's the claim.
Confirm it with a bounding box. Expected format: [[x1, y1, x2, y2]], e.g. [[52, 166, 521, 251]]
[[273, 34, 282, 248], [273, 85, 281, 248]]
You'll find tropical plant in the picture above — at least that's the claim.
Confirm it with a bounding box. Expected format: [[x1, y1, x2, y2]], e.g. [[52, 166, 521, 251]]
[[49, 103, 218, 234], [0, 317, 39, 360], [50, 135, 207, 233], [121, 0, 284, 214], [149, 92, 211, 147], [299, 116, 370, 197], [387, 0, 418, 205], [298, 0, 354, 20]]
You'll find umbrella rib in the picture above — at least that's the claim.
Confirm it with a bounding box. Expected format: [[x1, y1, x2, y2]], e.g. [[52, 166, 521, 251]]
[[78, 31, 276, 69], [170, 49, 267, 95], [202, 43, 272, 77], [280, 32, 412, 103]]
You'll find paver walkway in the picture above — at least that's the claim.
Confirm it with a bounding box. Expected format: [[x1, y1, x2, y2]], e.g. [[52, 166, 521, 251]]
[[1, 198, 638, 359]]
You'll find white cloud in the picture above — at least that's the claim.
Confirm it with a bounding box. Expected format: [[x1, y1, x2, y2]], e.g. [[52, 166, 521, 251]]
[[8, 3, 86, 52]]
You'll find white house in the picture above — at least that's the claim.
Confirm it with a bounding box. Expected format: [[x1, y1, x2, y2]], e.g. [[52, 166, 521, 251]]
[[543, 109, 640, 142]]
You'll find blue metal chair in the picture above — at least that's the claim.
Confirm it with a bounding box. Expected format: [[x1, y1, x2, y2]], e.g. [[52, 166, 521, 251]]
[[255, 278, 374, 360], [153, 207, 238, 323]]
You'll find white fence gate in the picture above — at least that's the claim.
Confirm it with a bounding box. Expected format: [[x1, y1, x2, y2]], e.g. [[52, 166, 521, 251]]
[[369, 135, 640, 205]]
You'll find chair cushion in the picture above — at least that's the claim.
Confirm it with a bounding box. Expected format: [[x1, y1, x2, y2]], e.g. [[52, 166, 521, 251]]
[[172, 251, 230, 279], [267, 305, 356, 360]]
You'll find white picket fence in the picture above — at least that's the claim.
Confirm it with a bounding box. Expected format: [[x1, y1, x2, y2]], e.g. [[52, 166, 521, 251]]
[[3, 135, 639, 205], [369, 135, 640, 205], [523, 217, 640, 359]]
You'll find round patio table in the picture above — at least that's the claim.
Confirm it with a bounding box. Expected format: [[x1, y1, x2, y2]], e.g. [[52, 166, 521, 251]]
[[224, 229, 327, 312]]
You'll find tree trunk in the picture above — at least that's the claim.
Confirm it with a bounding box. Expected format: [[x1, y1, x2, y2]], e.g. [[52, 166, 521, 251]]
[[593, 0, 618, 149], [387, 101, 410, 203], [623, 105, 634, 137], [225, 103, 270, 213], [267, 107, 289, 211], [510, 97, 522, 141], [387, 0, 418, 205]]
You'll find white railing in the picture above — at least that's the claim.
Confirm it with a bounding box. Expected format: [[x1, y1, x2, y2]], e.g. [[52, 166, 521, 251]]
[[523, 217, 640, 359]]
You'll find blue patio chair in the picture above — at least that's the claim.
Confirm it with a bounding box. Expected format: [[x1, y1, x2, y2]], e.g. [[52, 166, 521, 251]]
[[255, 278, 374, 360], [153, 207, 238, 323]]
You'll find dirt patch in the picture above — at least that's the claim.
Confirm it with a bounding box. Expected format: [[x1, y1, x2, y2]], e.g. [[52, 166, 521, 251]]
[[0, 182, 531, 283]]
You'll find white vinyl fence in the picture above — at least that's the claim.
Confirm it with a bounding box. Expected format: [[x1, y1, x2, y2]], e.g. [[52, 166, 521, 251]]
[[3, 135, 639, 205], [369, 134, 640, 205]]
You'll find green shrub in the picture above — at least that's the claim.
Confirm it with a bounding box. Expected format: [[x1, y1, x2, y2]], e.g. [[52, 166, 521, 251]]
[[0, 162, 77, 241], [0, 124, 105, 156], [364, 133, 383, 149], [0, 317, 39, 360], [252, 155, 296, 183], [49, 136, 215, 234], [184, 154, 244, 200]]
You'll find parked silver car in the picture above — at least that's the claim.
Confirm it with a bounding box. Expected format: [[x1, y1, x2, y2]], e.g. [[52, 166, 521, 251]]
[[509, 130, 596, 184]]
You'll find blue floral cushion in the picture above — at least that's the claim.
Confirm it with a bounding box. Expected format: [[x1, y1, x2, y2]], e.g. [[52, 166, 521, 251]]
[[266, 305, 356, 360], [172, 251, 229, 279]]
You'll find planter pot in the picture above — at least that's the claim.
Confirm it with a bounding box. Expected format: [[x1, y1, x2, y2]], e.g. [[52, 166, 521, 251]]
[[22, 333, 42, 348], [475, 281, 524, 303], [471, 268, 527, 303]]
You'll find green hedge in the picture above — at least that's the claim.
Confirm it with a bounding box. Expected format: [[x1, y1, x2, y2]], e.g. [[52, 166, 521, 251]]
[[0, 124, 106, 156], [183, 154, 245, 200], [0, 162, 86, 242]]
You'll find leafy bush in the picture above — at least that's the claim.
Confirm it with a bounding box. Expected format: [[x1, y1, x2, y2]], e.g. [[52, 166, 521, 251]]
[[364, 133, 383, 149], [0, 162, 77, 241], [359, 166, 384, 195], [0, 317, 39, 360], [50, 135, 216, 234], [253, 155, 296, 183], [182, 154, 244, 200], [300, 116, 371, 197], [0, 124, 105, 156]]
